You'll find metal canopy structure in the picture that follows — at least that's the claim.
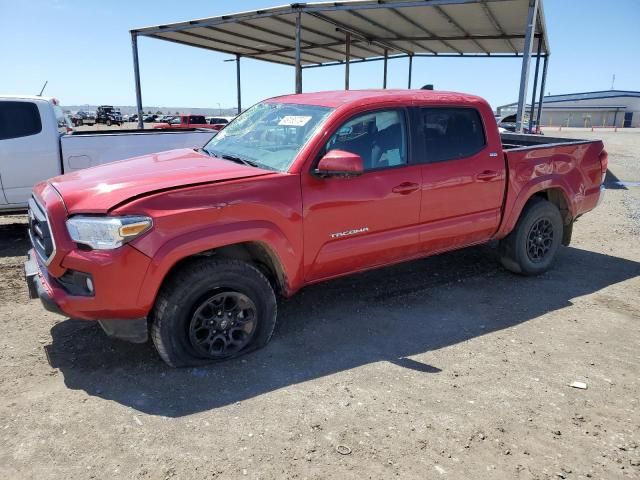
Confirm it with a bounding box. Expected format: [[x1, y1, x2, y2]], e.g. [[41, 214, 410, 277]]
[[131, 0, 550, 132]]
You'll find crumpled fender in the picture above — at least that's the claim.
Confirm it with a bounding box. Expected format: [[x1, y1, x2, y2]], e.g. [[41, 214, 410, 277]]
[[135, 219, 301, 312], [496, 174, 575, 239]]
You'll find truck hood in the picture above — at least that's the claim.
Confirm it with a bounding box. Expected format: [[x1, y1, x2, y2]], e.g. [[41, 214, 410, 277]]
[[50, 148, 273, 214]]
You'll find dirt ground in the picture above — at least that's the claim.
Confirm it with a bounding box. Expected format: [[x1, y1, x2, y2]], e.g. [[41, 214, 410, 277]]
[[0, 128, 638, 480]]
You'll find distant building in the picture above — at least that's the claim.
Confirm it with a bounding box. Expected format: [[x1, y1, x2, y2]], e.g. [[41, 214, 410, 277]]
[[497, 90, 640, 128]]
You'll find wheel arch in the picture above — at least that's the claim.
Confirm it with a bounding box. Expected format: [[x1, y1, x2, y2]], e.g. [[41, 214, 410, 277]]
[[135, 223, 300, 317], [167, 241, 288, 297], [530, 187, 572, 225], [498, 180, 575, 239]]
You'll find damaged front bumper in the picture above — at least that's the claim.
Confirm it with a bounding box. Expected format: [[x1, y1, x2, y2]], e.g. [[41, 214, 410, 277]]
[[24, 250, 148, 343]]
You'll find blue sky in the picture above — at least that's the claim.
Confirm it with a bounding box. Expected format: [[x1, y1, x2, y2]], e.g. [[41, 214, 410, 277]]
[[1, 0, 638, 110]]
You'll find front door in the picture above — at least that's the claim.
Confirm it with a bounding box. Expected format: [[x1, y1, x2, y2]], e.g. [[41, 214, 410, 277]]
[[302, 109, 422, 282], [416, 107, 505, 252]]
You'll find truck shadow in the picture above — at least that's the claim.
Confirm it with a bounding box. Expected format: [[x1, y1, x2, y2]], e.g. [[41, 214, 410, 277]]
[[46, 245, 639, 417]]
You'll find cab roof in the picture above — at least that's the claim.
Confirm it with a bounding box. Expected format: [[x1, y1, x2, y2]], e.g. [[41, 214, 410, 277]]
[[268, 89, 486, 108], [0, 94, 56, 102]]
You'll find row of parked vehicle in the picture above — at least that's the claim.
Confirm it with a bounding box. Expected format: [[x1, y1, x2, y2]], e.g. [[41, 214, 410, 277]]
[[70, 106, 234, 130], [71, 106, 123, 127]]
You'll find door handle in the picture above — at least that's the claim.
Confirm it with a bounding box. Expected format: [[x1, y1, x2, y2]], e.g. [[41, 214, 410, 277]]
[[476, 170, 500, 181], [392, 182, 420, 194]]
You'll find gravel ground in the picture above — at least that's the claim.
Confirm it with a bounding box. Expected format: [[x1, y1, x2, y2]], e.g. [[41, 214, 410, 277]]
[[0, 129, 638, 479]]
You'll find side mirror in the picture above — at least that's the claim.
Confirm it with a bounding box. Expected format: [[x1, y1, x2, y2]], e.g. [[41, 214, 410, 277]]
[[315, 150, 364, 178]]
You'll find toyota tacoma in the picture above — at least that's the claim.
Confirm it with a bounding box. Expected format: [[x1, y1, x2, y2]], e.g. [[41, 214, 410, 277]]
[[24, 90, 607, 367]]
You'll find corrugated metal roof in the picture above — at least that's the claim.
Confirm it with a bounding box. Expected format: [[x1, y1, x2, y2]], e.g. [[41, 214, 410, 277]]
[[133, 0, 550, 67], [498, 90, 640, 110], [544, 90, 640, 103]]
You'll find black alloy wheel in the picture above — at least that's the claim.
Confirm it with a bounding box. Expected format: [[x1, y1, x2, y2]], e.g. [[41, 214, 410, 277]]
[[188, 291, 257, 359], [526, 217, 554, 263]]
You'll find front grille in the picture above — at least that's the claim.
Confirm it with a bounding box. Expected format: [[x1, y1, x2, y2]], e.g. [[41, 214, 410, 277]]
[[28, 196, 55, 264]]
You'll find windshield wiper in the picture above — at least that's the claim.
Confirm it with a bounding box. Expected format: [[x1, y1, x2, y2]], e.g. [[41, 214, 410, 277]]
[[221, 154, 261, 168], [204, 149, 273, 170]]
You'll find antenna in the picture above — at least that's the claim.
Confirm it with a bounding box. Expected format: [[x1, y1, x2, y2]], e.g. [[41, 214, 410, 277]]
[[38, 81, 48, 96], [610, 74, 615, 90]]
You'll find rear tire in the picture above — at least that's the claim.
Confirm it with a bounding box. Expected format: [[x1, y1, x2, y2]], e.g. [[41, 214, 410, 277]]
[[499, 198, 563, 275], [151, 258, 277, 367]]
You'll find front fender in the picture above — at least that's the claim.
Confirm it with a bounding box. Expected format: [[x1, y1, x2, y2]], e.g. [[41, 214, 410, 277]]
[[135, 220, 302, 313]]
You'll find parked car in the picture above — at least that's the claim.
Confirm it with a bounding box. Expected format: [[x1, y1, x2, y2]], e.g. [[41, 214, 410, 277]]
[[206, 116, 235, 131], [153, 114, 217, 130], [128, 114, 138, 123], [95, 105, 123, 126], [71, 110, 96, 127], [496, 113, 542, 134], [24, 90, 607, 367], [0, 95, 217, 212]]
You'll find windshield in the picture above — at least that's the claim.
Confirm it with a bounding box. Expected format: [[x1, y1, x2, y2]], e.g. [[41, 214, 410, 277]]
[[203, 102, 333, 172]]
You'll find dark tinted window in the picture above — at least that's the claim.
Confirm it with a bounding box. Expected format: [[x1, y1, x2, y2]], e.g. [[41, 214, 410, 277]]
[[325, 110, 407, 171], [189, 115, 206, 124], [0, 101, 42, 140], [421, 108, 486, 162]]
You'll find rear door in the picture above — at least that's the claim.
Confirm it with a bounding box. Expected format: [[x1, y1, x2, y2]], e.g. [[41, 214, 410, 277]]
[[0, 100, 61, 207], [302, 108, 423, 281], [416, 107, 505, 252]]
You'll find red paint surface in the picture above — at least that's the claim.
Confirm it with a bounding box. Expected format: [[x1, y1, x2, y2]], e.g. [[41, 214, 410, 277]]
[[31, 90, 605, 321]]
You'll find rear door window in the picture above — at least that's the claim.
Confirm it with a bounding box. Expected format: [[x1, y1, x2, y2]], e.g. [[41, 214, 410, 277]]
[[420, 108, 486, 163], [190, 115, 206, 124], [0, 101, 43, 140]]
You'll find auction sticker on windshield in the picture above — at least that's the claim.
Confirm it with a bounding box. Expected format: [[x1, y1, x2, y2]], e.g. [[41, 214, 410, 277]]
[[278, 115, 312, 127]]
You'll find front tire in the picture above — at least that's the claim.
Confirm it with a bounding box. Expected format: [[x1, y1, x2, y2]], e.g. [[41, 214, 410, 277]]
[[151, 259, 277, 367], [499, 198, 563, 275]]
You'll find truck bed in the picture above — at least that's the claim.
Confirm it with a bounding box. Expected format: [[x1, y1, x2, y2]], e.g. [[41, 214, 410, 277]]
[[501, 132, 594, 151], [61, 128, 216, 173]]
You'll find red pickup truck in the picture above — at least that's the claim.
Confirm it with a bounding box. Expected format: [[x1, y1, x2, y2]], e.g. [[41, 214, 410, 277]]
[[153, 114, 217, 130], [24, 90, 607, 367]]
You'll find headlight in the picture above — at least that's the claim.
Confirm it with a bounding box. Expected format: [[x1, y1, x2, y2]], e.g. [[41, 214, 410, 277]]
[[66, 216, 152, 250]]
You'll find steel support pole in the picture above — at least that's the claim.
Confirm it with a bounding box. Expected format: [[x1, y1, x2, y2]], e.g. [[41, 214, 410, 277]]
[[515, 0, 539, 133], [535, 54, 548, 129], [236, 55, 242, 115], [295, 12, 302, 94], [345, 32, 351, 90], [528, 42, 542, 132], [131, 32, 144, 129], [407, 55, 413, 89], [383, 49, 388, 89]]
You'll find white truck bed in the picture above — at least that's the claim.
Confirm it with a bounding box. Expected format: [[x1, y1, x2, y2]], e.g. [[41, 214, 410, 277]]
[[0, 94, 218, 212], [61, 129, 215, 171]]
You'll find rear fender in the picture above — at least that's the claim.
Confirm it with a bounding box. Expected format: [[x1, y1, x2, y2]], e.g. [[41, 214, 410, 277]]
[[496, 176, 575, 239]]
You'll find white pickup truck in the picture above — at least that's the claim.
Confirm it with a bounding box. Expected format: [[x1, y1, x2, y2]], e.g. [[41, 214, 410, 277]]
[[0, 95, 217, 212]]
